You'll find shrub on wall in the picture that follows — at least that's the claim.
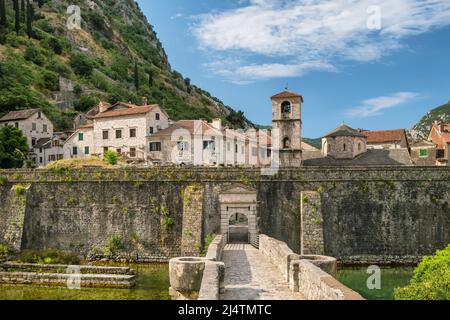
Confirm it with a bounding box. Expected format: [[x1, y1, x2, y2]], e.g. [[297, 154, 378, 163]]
[[103, 150, 118, 165], [105, 235, 124, 256], [394, 244, 450, 300], [16, 249, 80, 265], [0, 243, 10, 256]]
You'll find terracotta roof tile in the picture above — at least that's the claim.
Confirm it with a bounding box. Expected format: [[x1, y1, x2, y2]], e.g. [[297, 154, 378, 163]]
[[271, 91, 304, 101], [0, 109, 40, 122], [365, 129, 406, 143], [93, 105, 158, 119]]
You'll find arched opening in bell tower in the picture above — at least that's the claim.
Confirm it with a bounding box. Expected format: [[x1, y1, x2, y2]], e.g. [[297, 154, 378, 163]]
[[281, 101, 291, 114]]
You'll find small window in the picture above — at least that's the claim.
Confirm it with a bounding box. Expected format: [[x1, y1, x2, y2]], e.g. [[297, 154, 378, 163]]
[[419, 149, 428, 158], [43, 124, 47, 133], [32, 123, 36, 131], [32, 138, 36, 146], [39, 157, 43, 164], [130, 128, 137, 138], [149, 127, 154, 135], [15, 122, 19, 128], [72, 147, 78, 155], [358, 143, 361, 151], [130, 148, 136, 158], [102, 130, 109, 140], [78, 132, 84, 141], [204, 141, 215, 150], [235, 144, 238, 153], [84, 146, 90, 155], [117, 149, 122, 155], [155, 113, 160, 121], [252, 147, 258, 157], [39, 148, 43, 153], [343, 143, 346, 151], [227, 142, 231, 152], [150, 142, 161, 152], [103, 147, 109, 153], [177, 141, 189, 151], [116, 129, 122, 139], [37, 112, 41, 119], [283, 137, 291, 149]]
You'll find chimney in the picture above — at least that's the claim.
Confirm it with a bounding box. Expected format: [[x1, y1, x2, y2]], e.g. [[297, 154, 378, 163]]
[[142, 97, 148, 106], [211, 118, 222, 130], [98, 101, 110, 113]]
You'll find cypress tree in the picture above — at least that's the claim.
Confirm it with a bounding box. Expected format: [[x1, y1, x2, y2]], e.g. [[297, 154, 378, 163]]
[[26, 0, 32, 38], [20, 0, 25, 23], [0, 0, 6, 26], [134, 62, 139, 92], [13, 0, 20, 35]]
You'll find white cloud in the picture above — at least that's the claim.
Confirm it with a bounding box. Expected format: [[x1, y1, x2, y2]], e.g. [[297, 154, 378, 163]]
[[345, 92, 419, 118], [192, 0, 450, 83]]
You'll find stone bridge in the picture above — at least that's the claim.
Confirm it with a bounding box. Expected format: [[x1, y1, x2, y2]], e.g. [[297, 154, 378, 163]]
[[170, 234, 364, 300]]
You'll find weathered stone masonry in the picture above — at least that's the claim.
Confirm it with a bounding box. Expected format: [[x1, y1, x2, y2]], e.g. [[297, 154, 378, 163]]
[[0, 167, 449, 263]]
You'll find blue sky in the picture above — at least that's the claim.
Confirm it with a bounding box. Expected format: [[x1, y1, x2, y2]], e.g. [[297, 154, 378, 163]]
[[138, 0, 450, 138]]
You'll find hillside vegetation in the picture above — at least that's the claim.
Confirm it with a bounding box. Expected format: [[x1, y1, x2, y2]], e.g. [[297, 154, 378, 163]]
[[0, 0, 253, 130], [412, 100, 450, 139]]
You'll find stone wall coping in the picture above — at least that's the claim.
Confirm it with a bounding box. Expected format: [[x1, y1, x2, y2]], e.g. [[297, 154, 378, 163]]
[[0, 166, 449, 183], [1, 262, 134, 275], [198, 261, 225, 300], [296, 260, 364, 300], [205, 235, 226, 262]]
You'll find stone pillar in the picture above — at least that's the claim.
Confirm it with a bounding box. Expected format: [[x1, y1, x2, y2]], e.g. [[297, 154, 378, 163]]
[[181, 184, 204, 256], [0, 184, 29, 252], [300, 191, 325, 255]]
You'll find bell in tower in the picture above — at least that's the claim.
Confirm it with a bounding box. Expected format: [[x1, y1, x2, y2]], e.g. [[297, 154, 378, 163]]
[[271, 90, 303, 167]]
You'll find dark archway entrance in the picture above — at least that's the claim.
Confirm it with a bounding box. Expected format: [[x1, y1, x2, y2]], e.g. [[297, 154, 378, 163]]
[[228, 213, 249, 243]]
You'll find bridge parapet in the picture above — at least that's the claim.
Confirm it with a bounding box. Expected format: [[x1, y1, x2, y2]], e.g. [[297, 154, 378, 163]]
[[259, 234, 364, 300]]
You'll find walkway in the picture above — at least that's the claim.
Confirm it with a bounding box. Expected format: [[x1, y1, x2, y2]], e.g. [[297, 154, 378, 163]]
[[220, 244, 305, 300]]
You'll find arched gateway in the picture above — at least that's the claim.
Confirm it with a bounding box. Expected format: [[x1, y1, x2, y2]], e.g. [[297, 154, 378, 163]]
[[219, 184, 258, 247]]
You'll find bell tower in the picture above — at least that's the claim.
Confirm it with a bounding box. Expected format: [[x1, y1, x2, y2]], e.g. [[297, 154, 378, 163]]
[[271, 90, 303, 167]]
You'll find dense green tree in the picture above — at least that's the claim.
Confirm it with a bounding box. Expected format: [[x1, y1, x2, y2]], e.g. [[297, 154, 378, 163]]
[[0, 125, 29, 169], [395, 245, 450, 300], [74, 94, 99, 112], [70, 54, 95, 76]]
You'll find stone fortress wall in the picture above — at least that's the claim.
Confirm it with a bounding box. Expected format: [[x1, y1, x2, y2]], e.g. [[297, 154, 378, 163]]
[[0, 167, 448, 263]]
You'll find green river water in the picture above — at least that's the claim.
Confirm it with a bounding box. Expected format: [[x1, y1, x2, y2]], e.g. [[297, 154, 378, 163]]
[[0, 262, 414, 300], [337, 266, 415, 300], [0, 263, 170, 300]]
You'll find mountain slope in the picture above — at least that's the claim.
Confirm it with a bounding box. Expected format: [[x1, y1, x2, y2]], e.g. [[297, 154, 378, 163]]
[[0, 0, 253, 130], [412, 100, 450, 139]]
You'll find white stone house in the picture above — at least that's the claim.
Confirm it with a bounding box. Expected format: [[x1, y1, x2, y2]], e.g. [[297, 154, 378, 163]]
[[91, 102, 169, 161], [0, 109, 54, 159], [0, 109, 54, 148], [63, 124, 95, 159], [34, 132, 68, 166]]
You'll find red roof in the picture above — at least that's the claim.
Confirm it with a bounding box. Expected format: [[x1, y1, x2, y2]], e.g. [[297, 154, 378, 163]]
[[365, 129, 406, 143], [271, 91, 304, 101], [93, 105, 158, 119]]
